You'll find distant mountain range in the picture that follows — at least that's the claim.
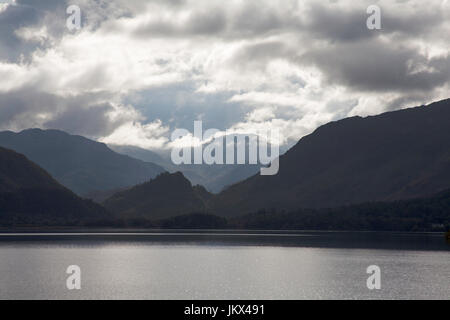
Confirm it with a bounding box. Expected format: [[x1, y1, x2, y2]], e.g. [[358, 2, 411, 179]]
[[0, 129, 165, 196], [1, 98, 450, 231], [0, 147, 108, 226], [110, 142, 263, 193], [102, 98, 450, 223], [211, 98, 450, 216]]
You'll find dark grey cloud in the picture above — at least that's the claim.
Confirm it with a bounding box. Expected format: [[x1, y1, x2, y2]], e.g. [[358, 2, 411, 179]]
[[0, 87, 57, 126], [0, 87, 124, 138], [0, 0, 135, 62], [129, 1, 447, 42], [381, 8, 444, 38], [16, 0, 66, 11], [0, 0, 69, 61], [303, 3, 445, 42], [228, 2, 300, 39], [132, 1, 303, 40], [45, 102, 120, 137], [300, 39, 450, 93], [134, 9, 227, 38], [230, 41, 294, 69], [304, 3, 374, 42], [0, 3, 41, 61]]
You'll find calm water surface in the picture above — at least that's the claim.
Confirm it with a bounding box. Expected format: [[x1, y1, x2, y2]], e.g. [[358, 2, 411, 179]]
[[0, 231, 448, 300]]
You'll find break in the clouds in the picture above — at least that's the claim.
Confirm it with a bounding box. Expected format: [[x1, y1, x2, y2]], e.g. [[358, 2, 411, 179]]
[[0, 0, 449, 150]]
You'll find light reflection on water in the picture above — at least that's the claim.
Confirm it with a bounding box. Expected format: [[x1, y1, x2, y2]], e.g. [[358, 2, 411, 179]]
[[0, 232, 448, 300]]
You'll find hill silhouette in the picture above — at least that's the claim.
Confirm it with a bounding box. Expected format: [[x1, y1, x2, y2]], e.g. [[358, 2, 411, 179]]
[[0, 129, 165, 195], [103, 172, 212, 220], [0, 147, 109, 226], [110, 138, 264, 193], [212, 99, 450, 216]]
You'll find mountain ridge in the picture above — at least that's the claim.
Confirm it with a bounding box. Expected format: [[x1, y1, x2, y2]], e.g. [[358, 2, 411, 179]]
[[109, 140, 264, 193], [0, 146, 109, 225], [0, 128, 165, 195], [211, 98, 450, 216]]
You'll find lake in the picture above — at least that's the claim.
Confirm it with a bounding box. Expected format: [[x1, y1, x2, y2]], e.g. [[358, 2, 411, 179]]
[[0, 231, 448, 300]]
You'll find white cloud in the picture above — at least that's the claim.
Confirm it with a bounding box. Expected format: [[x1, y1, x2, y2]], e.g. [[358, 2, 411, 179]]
[[100, 119, 170, 149], [0, 0, 448, 150]]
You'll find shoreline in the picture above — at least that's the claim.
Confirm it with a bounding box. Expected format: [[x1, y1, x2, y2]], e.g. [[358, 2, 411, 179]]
[[0, 230, 448, 251], [0, 227, 447, 234]]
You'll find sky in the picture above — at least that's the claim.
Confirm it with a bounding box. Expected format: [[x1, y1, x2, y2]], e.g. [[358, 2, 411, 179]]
[[0, 0, 449, 151]]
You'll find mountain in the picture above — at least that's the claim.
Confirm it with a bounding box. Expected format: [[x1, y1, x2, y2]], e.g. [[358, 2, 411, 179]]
[[83, 187, 129, 203], [0, 129, 165, 195], [109, 137, 268, 193], [0, 147, 109, 226], [103, 172, 212, 220], [167, 162, 261, 193], [212, 98, 450, 216], [108, 145, 168, 167]]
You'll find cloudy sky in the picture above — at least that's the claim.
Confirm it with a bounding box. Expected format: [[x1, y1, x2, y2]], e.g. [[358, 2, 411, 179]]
[[0, 0, 449, 150]]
